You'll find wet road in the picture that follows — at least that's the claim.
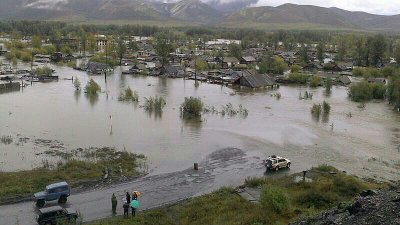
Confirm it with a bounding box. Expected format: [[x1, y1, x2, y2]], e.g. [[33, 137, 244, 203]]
[[0, 148, 269, 225]]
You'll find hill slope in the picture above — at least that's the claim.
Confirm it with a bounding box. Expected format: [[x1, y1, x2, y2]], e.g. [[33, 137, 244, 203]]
[[0, 1, 400, 31]]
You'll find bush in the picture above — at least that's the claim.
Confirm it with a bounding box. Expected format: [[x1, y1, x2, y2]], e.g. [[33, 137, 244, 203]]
[[388, 75, 400, 109], [20, 51, 32, 62], [325, 77, 332, 93], [73, 77, 81, 91], [33, 66, 53, 76], [181, 97, 204, 118], [311, 103, 322, 117], [143, 96, 166, 112], [310, 76, 322, 88], [118, 87, 138, 102], [288, 73, 308, 84], [85, 79, 101, 95], [297, 190, 337, 208], [260, 186, 290, 214], [291, 65, 301, 73], [322, 101, 330, 114], [348, 82, 386, 102]]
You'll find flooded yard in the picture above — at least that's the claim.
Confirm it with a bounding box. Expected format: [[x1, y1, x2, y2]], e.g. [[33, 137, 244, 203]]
[[1, 64, 400, 181]]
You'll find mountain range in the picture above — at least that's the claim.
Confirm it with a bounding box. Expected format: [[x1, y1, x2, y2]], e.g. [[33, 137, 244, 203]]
[[1, 0, 400, 31]]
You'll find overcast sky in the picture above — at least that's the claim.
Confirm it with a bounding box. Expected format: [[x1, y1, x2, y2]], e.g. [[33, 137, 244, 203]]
[[254, 0, 400, 15]]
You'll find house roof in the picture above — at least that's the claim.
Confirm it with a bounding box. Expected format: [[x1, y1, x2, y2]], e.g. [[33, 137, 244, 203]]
[[241, 56, 256, 62], [338, 75, 351, 84], [239, 70, 276, 88], [223, 57, 239, 63]]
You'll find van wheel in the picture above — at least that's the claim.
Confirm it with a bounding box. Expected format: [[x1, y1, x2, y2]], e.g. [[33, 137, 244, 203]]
[[36, 199, 45, 207], [58, 196, 67, 204], [287, 163, 291, 168], [275, 167, 279, 171]]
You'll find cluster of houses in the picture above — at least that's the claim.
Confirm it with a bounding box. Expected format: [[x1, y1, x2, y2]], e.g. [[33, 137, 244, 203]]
[[0, 33, 392, 89]]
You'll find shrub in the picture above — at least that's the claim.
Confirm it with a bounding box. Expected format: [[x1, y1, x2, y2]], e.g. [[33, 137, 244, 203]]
[[311, 103, 322, 117], [322, 101, 330, 114], [291, 65, 301, 73], [118, 87, 139, 102], [310, 76, 322, 88], [260, 186, 290, 214], [73, 77, 81, 91], [180, 97, 204, 118], [297, 190, 337, 208], [85, 79, 101, 95], [33, 66, 53, 76], [325, 77, 332, 93], [288, 73, 308, 84], [348, 82, 386, 102], [20, 51, 32, 63], [388, 75, 400, 109], [143, 96, 166, 112]]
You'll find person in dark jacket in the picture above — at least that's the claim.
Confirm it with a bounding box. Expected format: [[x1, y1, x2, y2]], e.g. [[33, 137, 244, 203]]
[[126, 192, 131, 204], [123, 201, 130, 217]]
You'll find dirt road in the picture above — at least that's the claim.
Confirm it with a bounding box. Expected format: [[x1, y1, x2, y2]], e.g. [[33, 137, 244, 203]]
[[0, 148, 269, 225]]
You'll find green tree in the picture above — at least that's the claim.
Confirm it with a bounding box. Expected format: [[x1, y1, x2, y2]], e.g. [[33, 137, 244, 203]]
[[116, 36, 127, 66], [155, 33, 175, 69], [228, 43, 242, 60], [195, 58, 208, 72], [394, 40, 400, 65], [317, 42, 324, 62], [61, 45, 72, 55], [31, 35, 42, 49], [370, 34, 387, 67], [87, 33, 97, 53], [128, 40, 139, 52], [300, 44, 309, 64]]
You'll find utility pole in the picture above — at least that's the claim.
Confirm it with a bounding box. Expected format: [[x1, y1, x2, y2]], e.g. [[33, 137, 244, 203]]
[[105, 40, 108, 83]]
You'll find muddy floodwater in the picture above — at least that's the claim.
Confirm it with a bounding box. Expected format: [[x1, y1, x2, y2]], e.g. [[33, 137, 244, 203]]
[[1, 64, 400, 181]]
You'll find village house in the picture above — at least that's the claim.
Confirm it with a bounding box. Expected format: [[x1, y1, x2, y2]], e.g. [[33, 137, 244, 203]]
[[240, 56, 257, 65], [232, 70, 277, 88], [222, 57, 240, 69]]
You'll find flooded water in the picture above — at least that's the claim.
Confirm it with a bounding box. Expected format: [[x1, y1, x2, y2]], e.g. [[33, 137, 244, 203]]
[[1, 63, 400, 181]]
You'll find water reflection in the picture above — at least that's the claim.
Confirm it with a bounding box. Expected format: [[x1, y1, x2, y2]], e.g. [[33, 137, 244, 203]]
[[181, 117, 203, 134], [74, 90, 81, 103], [86, 93, 99, 106], [156, 77, 168, 95]]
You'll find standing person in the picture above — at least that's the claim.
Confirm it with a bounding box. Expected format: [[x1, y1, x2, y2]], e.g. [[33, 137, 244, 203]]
[[131, 192, 138, 217], [123, 200, 129, 217], [111, 193, 117, 215], [126, 192, 131, 204]]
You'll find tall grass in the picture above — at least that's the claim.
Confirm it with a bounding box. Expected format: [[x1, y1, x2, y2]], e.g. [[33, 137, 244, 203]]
[[180, 97, 204, 119], [118, 87, 139, 102], [143, 96, 166, 112], [85, 79, 101, 95]]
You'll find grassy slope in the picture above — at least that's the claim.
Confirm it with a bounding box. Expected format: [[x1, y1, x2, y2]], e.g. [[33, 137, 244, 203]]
[[88, 166, 383, 225], [0, 148, 145, 202]]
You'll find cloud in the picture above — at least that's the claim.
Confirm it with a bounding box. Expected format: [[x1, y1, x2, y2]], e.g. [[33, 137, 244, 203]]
[[255, 0, 400, 15], [204, 0, 259, 12], [24, 0, 69, 10]]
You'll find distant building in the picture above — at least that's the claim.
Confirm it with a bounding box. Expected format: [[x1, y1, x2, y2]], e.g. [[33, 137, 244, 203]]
[[233, 70, 276, 88]]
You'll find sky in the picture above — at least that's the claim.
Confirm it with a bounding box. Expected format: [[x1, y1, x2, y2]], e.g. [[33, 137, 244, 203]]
[[254, 0, 400, 15]]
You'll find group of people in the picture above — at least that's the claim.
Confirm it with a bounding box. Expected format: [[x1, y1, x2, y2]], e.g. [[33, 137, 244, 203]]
[[123, 191, 139, 217], [111, 191, 140, 217]]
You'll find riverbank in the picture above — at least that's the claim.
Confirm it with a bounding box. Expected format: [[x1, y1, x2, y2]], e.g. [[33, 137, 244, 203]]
[[87, 165, 384, 225], [0, 147, 146, 204]]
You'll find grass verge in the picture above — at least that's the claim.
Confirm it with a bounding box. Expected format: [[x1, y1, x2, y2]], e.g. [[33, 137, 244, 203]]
[[87, 165, 383, 225], [0, 147, 145, 203]]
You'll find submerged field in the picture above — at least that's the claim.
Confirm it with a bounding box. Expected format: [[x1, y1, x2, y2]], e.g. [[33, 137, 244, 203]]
[[1, 64, 400, 182]]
